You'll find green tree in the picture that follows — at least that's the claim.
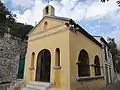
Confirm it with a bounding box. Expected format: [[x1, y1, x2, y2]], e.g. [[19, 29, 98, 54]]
[[108, 38, 120, 73], [10, 23, 33, 40], [0, 1, 33, 39], [45, 0, 120, 6], [0, 1, 15, 27], [0, 0, 16, 36], [101, 0, 109, 2], [101, 0, 120, 6]]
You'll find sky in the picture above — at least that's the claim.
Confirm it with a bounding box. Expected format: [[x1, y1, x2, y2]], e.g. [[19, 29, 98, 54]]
[[1, 0, 120, 47]]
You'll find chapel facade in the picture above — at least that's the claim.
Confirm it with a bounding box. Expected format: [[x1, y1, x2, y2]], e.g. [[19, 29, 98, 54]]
[[23, 5, 105, 90]]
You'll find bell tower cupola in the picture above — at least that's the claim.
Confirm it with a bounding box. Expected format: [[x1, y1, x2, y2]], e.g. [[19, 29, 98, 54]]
[[43, 5, 55, 17]]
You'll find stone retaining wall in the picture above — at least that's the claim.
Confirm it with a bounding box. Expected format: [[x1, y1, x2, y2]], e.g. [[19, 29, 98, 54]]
[[0, 32, 27, 90]]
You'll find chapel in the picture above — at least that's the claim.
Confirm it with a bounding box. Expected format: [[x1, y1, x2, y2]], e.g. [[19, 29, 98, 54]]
[[24, 5, 105, 90]]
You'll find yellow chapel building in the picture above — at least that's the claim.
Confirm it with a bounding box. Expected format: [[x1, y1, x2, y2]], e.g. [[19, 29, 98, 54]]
[[23, 5, 105, 90]]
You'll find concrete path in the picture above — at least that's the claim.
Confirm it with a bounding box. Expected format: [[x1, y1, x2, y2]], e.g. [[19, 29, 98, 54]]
[[101, 81, 120, 90]]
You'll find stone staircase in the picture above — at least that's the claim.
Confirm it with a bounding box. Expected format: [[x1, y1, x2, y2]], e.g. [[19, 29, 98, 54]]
[[23, 81, 52, 90]]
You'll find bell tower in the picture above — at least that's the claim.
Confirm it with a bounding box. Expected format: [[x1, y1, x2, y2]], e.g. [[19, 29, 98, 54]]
[[43, 5, 55, 17]]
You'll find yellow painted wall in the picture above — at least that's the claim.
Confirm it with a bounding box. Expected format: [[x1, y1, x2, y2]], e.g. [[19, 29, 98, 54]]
[[24, 16, 105, 90], [29, 17, 66, 37], [24, 18, 70, 90], [69, 31, 105, 90]]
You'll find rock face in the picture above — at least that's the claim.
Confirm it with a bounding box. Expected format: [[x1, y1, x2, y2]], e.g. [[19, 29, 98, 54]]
[[0, 32, 27, 90]]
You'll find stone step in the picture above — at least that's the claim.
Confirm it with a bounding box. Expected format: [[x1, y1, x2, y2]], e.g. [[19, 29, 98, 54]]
[[29, 81, 51, 87], [23, 81, 52, 90], [26, 84, 47, 90], [23, 87, 57, 90], [23, 87, 40, 90], [48, 88, 57, 90]]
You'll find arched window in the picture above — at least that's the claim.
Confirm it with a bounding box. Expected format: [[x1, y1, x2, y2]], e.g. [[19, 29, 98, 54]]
[[44, 21, 48, 29], [94, 55, 101, 76], [45, 6, 49, 14], [104, 45, 107, 61], [31, 52, 35, 68], [55, 48, 60, 66], [78, 49, 90, 77]]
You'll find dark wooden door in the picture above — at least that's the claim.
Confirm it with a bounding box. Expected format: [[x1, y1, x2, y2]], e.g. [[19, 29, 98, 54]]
[[35, 49, 51, 82]]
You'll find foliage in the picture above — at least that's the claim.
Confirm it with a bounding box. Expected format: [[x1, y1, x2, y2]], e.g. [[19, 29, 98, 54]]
[[101, 0, 120, 6], [0, 1, 15, 27], [107, 38, 120, 73], [101, 0, 109, 2], [69, 19, 81, 32], [0, 1, 33, 39], [101, 0, 120, 3], [10, 23, 33, 40], [117, 0, 120, 6]]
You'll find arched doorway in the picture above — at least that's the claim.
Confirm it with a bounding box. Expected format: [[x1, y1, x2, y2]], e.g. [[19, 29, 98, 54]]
[[35, 49, 51, 82]]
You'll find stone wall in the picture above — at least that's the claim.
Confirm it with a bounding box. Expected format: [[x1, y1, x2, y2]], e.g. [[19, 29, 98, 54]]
[[0, 32, 27, 90]]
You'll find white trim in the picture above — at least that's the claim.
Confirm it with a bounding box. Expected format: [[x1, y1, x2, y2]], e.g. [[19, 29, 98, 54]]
[[76, 76, 104, 81], [28, 27, 68, 42], [27, 16, 70, 36], [29, 24, 65, 37]]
